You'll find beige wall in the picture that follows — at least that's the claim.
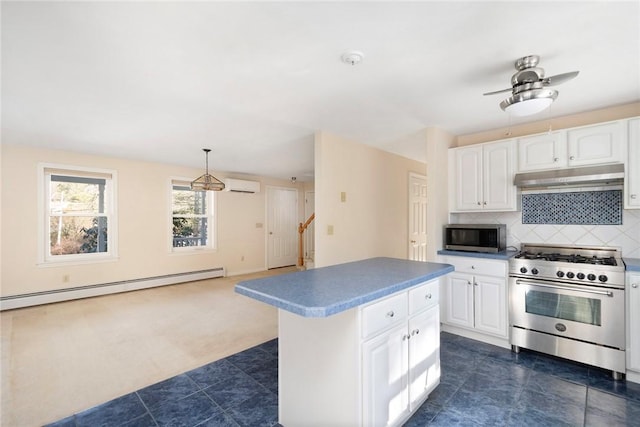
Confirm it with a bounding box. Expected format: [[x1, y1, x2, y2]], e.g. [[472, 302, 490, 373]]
[[314, 131, 426, 268], [455, 102, 640, 147], [0, 144, 303, 297]]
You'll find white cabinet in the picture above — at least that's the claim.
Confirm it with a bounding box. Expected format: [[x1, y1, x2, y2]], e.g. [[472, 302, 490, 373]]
[[362, 280, 440, 427], [517, 121, 625, 172], [626, 118, 640, 209], [627, 273, 640, 383], [441, 257, 508, 339], [517, 131, 567, 171], [449, 140, 517, 212]]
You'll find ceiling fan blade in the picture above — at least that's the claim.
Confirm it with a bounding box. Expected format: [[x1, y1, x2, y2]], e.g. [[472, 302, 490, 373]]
[[483, 88, 513, 96], [543, 71, 579, 86]]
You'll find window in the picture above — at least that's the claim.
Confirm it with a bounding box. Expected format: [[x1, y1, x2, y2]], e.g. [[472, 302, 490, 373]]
[[171, 180, 216, 251], [40, 165, 117, 264]]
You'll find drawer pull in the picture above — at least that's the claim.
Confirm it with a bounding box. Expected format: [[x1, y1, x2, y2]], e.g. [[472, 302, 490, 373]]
[[425, 293, 432, 300], [402, 334, 410, 341], [411, 329, 420, 336], [386, 311, 395, 318]]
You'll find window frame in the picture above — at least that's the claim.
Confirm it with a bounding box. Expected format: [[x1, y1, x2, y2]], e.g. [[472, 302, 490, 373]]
[[38, 163, 118, 266], [169, 178, 218, 253]]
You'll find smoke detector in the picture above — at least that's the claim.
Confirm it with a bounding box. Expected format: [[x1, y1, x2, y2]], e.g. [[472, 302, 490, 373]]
[[341, 50, 364, 66]]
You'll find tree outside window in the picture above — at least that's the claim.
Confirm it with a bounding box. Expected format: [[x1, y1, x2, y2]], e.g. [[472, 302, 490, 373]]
[[171, 183, 215, 250]]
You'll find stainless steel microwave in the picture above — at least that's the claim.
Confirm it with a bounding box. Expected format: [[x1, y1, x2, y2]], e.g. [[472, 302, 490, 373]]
[[444, 224, 506, 253]]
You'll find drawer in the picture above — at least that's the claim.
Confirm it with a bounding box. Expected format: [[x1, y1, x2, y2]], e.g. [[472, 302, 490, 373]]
[[443, 256, 506, 277], [409, 279, 439, 315], [361, 292, 408, 339]]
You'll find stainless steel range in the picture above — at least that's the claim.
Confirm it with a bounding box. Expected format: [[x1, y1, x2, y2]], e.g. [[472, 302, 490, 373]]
[[509, 243, 626, 379]]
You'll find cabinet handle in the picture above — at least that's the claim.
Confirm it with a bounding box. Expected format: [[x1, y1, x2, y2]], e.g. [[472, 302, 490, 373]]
[[477, 202, 481, 206], [474, 282, 478, 286], [411, 329, 420, 336], [471, 265, 475, 269], [386, 311, 395, 318], [554, 157, 559, 162], [633, 284, 638, 288], [402, 334, 410, 341], [570, 156, 575, 160], [631, 194, 637, 199], [483, 201, 487, 205], [425, 293, 432, 300], [467, 281, 472, 285]]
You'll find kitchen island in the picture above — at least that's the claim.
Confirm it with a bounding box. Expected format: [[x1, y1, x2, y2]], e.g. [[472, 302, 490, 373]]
[[236, 257, 453, 427]]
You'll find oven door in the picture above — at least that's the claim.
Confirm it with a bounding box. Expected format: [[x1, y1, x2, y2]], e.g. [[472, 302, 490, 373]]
[[509, 277, 625, 349]]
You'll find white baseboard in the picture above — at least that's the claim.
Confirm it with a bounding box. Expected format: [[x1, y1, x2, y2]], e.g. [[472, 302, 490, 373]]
[[226, 267, 267, 277], [0, 267, 225, 311]]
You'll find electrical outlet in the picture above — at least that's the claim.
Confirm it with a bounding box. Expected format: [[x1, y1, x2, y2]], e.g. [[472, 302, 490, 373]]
[[241, 255, 245, 261], [327, 225, 334, 235], [256, 223, 263, 228], [62, 275, 70, 283], [340, 192, 346, 202]]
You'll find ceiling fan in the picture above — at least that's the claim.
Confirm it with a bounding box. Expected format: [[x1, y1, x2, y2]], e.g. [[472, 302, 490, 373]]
[[484, 55, 579, 116]]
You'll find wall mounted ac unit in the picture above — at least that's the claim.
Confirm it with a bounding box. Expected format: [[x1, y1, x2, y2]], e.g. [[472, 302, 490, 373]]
[[224, 178, 261, 193]]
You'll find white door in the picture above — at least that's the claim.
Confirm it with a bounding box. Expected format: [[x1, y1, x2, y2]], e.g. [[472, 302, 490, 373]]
[[474, 275, 507, 337], [266, 187, 298, 269], [567, 121, 624, 166], [483, 140, 515, 210], [408, 305, 440, 410], [362, 324, 409, 427], [408, 174, 427, 261], [444, 273, 474, 328], [304, 191, 315, 260], [453, 146, 483, 210]]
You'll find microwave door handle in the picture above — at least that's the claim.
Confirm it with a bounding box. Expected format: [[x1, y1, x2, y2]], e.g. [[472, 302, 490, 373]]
[[515, 279, 613, 297]]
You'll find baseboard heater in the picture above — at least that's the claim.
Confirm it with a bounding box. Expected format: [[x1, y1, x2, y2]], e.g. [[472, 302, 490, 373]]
[[0, 267, 225, 311]]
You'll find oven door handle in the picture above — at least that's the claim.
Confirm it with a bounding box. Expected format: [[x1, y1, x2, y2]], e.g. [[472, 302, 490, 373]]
[[514, 279, 614, 297]]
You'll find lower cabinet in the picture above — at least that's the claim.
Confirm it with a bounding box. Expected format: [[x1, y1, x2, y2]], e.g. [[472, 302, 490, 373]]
[[362, 281, 440, 427], [278, 278, 442, 427], [627, 273, 640, 383], [441, 257, 508, 340]]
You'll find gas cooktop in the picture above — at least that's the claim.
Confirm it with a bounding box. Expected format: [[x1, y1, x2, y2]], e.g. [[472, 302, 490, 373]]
[[510, 243, 625, 288]]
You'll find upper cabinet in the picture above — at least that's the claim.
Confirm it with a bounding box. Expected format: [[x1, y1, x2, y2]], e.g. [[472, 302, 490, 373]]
[[449, 140, 517, 212], [626, 118, 639, 209], [518, 121, 625, 172]]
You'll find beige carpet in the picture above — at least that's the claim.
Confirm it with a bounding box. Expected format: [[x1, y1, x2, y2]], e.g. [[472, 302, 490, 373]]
[[1, 267, 296, 427]]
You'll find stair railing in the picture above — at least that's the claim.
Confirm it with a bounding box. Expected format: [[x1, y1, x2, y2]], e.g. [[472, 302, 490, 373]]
[[297, 213, 315, 267]]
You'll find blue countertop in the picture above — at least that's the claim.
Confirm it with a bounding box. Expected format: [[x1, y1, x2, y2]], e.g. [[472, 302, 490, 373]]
[[624, 258, 640, 272], [437, 249, 519, 260], [235, 257, 454, 318]]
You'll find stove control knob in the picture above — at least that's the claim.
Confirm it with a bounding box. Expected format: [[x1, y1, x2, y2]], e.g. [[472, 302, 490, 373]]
[[520, 267, 528, 274], [588, 274, 596, 281], [566, 272, 575, 279], [599, 275, 608, 283], [556, 271, 565, 278], [577, 273, 585, 280], [531, 268, 539, 275]]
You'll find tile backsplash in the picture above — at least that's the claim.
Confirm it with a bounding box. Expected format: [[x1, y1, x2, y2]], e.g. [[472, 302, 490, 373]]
[[450, 207, 640, 258], [522, 190, 622, 225]]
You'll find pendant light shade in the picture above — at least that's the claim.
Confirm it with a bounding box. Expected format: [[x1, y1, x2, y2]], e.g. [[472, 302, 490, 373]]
[[191, 148, 225, 191]]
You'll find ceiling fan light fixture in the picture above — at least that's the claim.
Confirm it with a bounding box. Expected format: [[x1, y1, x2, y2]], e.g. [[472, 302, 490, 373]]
[[500, 88, 558, 116], [191, 148, 225, 191]]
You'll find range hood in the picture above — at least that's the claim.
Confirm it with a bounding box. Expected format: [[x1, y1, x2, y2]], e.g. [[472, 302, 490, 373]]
[[514, 164, 625, 189]]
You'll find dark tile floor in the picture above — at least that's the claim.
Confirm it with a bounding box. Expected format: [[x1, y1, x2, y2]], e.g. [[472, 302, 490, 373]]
[[47, 332, 640, 427]]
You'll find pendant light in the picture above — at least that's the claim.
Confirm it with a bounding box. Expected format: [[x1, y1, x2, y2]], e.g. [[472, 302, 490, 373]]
[[191, 148, 225, 191]]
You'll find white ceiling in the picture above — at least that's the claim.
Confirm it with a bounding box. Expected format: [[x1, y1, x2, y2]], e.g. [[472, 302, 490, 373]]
[[2, 1, 639, 181]]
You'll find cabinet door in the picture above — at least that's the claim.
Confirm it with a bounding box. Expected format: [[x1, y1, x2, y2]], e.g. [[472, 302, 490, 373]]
[[626, 118, 640, 209], [408, 305, 440, 411], [517, 132, 567, 171], [362, 324, 409, 427], [483, 140, 516, 210], [567, 121, 624, 166], [453, 146, 483, 211], [444, 273, 474, 328], [628, 274, 640, 372], [474, 275, 508, 337]]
